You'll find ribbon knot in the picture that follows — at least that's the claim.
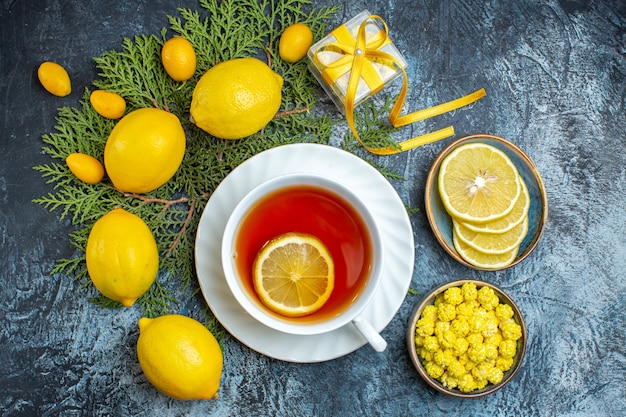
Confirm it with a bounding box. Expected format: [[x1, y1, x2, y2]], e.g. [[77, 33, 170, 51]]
[[313, 14, 486, 155], [314, 16, 394, 98]]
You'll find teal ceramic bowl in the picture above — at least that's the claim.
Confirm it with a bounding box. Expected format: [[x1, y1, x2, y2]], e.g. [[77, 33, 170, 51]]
[[424, 134, 548, 271], [407, 279, 528, 398]]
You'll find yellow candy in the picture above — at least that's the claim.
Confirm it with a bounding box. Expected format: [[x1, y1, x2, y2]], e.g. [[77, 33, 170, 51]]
[[415, 283, 521, 393], [443, 286, 464, 305], [501, 320, 523, 341]]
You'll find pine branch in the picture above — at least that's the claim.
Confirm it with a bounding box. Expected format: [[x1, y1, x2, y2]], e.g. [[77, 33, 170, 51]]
[[32, 1, 366, 321]]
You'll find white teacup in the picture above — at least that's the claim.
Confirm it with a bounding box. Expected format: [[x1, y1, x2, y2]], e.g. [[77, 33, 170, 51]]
[[221, 172, 387, 352]]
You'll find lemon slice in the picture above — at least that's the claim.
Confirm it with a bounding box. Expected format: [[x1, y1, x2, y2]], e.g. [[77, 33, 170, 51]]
[[459, 175, 530, 234], [454, 216, 529, 255], [453, 231, 520, 269], [438, 143, 521, 223], [253, 233, 334, 317]]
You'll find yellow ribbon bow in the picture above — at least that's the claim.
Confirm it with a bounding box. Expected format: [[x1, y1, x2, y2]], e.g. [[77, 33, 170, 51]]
[[314, 15, 486, 155]]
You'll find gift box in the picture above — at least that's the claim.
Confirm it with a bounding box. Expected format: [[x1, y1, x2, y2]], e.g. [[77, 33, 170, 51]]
[[307, 10, 408, 113]]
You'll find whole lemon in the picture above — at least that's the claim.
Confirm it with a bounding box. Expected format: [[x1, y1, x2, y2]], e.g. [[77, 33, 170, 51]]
[[190, 57, 283, 139], [104, 108, 186, 193], [37, 61, 71, 97], [279, 23, 314, 63], [137, 314, 223, 400], [86, 208, 159, 307], [161, 37, 197, 82]]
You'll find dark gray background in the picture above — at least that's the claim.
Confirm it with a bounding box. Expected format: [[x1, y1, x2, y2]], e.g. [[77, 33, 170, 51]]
[[1, 0, 625, 416]]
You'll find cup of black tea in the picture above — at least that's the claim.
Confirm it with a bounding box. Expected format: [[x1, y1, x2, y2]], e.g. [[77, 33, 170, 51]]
[[221, 172, 387, 352]]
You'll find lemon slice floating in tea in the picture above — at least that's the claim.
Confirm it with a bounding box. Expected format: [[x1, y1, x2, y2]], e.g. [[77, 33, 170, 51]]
[[253, 232, 334, 317], [438, 142, 521, 224]]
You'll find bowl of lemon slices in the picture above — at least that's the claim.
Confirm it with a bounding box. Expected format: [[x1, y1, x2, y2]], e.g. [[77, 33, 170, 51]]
[[425, 134, 548, 271]]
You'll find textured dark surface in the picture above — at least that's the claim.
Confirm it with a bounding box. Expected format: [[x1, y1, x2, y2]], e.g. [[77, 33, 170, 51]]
[[1, 0, 625, 416]]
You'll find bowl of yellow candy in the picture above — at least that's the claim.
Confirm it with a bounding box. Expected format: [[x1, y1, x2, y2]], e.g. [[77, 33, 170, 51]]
[[425, 133, 548, 271], [407, 279, 527, 397]]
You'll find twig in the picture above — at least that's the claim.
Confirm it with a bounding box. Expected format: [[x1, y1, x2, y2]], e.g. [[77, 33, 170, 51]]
[[123, 193, 190, 212], [274, 108, 310, 118], [165, 199, 196, 258], [266, 43, 272, 68], [123, 191, 211, 257]]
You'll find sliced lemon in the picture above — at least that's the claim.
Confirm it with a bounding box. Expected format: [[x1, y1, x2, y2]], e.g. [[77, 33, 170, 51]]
[[454, 216, 529, 255], [438, 143, 521, 223], [253, 233, 334, 317], [453, 231, 520, 269], [458, 175, 530, 234]]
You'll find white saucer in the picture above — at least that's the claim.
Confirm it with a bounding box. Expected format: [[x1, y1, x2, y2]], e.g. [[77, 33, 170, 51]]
[[195, 143, 415, 362]]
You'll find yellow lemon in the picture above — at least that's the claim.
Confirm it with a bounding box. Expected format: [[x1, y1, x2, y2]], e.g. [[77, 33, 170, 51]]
[[89, 90, 127, 119], [137, 314, 223, 400], [66, 152, 105, 184], [279, 23, 314, 63], [104, 108, 186, 193], [438, 143, 521, 223], [161, 37, 197, 82], [190, 57, 283, 139], [37, 61, 71, 97], [85, 208, 159, 307], [253, 233, 334, 317]]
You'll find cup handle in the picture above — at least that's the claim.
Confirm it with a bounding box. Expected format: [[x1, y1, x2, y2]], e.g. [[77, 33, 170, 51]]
[[352, 316, 387, 352]]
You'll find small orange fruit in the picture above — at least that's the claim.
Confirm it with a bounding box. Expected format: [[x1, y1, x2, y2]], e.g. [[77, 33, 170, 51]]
[[279, 23, 313, 63], [161, 37, 197, 81], [66, 153, 105, 184], [37, 61, 71, 97], [89, 90, 126, 119], [253, 232, 334, 317]]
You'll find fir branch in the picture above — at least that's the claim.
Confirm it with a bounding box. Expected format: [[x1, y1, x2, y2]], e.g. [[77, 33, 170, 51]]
[[342, 95, 402, 153], [407, 288, 420, 296], [32, 1, 352, 319], [137, 279, 178, 318], [89, 295, 124, 309], [50, 256, 86, 281], [93, 33, 177, 112], [203, 309, 228, 344], [406, 205, 421, 216]]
